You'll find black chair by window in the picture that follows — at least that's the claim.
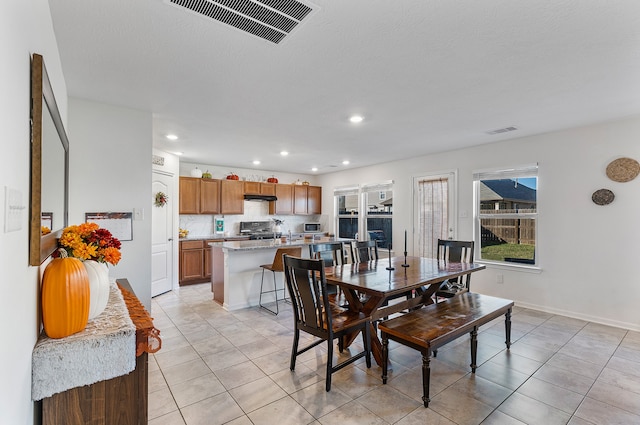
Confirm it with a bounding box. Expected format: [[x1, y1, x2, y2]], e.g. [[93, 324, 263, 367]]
[[283, 255, 371, 391], [259, 246, 302, 315], [309, 242, 349, 266], [352, 240, 379, 263], [434, 239, 475, 301]]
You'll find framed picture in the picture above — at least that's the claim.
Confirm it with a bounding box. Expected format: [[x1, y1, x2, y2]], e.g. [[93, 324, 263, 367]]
[[85, 212, 133, 241], [379, 191, 386, 201]]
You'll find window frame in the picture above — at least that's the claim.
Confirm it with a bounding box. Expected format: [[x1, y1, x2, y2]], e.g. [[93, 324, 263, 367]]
[[473, 164, 539, 269]]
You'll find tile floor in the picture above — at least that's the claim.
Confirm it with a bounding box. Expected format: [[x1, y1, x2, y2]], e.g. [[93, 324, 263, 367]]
[[148, 283, 640, 425]]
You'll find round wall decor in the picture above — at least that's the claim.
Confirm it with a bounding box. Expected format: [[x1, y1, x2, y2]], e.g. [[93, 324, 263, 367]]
[[606, 157, 640, 182], [592, 189, 615, 206]]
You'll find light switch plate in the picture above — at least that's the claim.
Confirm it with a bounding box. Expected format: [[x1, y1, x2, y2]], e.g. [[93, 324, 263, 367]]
[[4, 186, 24, 233]]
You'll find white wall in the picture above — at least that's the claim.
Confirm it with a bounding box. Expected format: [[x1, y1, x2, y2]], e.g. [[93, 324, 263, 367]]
[[0, 1, 67, 423], [68, 98, 153, 309], [318, 116, 640, 331]]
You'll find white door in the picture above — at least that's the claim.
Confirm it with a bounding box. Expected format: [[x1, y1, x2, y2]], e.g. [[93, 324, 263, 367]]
[[414, 171, 457, 258], [152, 171, 174, 296]]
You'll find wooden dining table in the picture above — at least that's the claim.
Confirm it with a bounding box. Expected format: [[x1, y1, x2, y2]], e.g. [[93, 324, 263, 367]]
[[325, 256, 486, 366]]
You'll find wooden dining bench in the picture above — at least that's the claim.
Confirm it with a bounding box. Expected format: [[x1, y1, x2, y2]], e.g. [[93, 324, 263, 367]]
[[379, 292, 514, 407]]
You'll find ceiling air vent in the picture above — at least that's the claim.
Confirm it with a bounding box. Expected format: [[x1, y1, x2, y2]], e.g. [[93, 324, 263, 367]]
[[169, 0, 314, 44], [486, 126, 518, 135]]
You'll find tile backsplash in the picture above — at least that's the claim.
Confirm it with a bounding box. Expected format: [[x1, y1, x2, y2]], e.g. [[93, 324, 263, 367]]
[[179, 200, 327, 237]]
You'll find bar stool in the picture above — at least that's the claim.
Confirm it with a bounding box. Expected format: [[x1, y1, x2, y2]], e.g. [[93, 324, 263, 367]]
[[259, 246, 302, 314]]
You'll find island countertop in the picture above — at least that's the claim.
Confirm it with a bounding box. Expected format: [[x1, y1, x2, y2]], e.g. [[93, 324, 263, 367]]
[[211, 237, 348, 252]]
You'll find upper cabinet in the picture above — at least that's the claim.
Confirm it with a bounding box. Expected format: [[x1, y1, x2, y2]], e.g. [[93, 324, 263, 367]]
[[180, 177, 321, 216], [200, 179, 220, 214], [269, 184, 294, 215], [292, 185, 322, 215], [180, 177, 220, 214], [244, 181, 276, 196], [220, 180, 244, 214], [179, 177, 200, 214]]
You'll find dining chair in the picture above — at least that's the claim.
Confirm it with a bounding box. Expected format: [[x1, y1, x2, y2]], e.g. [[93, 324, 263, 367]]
[[308, 241, 349, 266], [259, 246, 302, 315], [434, 239, 475, 301], [352, 240, 379, 262], [283, 255, 371, 391]]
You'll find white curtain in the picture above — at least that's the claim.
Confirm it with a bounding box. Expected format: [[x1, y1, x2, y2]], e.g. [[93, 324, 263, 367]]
[[417, 178, 449, 258]]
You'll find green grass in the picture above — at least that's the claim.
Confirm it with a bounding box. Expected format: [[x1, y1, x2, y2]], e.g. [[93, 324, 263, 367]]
[[481, 243, 535, 261]]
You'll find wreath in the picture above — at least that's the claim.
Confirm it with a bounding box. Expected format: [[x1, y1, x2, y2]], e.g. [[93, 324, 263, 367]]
[[154, 191, 168, 207]]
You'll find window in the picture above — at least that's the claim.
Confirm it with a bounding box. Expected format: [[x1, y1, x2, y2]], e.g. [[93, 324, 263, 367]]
[[334, 181, 393, 248], [473, 164, 538, 266], [363, 182, 393, 249], [335, 186, 359, 240]]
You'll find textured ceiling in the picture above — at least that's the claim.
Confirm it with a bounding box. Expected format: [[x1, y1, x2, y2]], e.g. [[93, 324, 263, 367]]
[[49, 0, 640, 174]]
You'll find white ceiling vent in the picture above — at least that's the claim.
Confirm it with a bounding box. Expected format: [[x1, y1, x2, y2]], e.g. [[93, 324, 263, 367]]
[[169, 0, 314, 44], [486, 126, 518, 135]]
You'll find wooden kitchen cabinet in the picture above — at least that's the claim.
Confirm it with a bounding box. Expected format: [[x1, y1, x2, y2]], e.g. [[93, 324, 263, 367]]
[[270, 184, 294, 215], [179, 177, 200, 214], [200, 179, 220, 214], [179, 240, 207, 285], [220, 179, 244, 214], [179, 177, 221, 214], [244, 181, 276, 195], [293, 185, 308, 215], [307, 185, 322, 214]]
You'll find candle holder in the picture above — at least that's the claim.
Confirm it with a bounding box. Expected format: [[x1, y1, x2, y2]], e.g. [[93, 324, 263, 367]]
[[402, 250, 410, 267], [386, 245, 395, 270]]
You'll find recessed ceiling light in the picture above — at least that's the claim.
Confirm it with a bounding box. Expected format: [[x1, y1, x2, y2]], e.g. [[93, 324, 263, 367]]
[[253, 160, 261, 165], [280, 151, 289, 156], [349, 115, 364, 123], [311, 167, 318, 172], [342, 160, 350, 165], [166, 134, 178, 141]]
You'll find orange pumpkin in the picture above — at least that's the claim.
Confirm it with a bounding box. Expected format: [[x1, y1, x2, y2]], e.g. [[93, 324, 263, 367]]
[[41, 254, 90, 338]]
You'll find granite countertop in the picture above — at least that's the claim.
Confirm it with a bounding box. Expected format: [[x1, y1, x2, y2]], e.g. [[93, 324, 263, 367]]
[[179, 235, 248, 241], [214, 237, 350, 251]]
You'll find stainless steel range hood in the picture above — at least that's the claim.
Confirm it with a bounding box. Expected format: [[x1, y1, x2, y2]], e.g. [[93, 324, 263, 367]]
[[244, 194, 277, 202]]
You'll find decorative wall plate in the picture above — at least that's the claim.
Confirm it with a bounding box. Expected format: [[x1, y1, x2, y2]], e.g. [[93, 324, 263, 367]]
[[606, 157, 640, 182], [592, 189, 615, 206]]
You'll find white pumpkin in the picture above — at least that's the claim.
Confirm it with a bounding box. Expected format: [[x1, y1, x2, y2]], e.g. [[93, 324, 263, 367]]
[[84, 260, 110, 319]]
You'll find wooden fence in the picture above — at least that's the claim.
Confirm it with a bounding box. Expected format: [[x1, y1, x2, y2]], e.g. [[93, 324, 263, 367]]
[[480, 209, 535, 245]]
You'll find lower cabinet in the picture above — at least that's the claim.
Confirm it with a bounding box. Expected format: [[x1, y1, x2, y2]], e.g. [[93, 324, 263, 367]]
[[179, 240, 210, 285]]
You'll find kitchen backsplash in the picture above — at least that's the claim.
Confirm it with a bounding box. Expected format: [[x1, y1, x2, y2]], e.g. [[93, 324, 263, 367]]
[[179, 200, 328, 237]]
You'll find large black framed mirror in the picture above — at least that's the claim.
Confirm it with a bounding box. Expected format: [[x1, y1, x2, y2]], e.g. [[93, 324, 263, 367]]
[[30, 53, 69, 266]]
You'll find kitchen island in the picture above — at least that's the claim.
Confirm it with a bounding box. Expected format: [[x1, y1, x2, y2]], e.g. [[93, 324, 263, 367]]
[[210, 237, 342, 310]]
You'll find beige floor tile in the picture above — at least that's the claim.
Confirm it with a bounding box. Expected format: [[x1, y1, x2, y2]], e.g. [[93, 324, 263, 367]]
[[516, 377, 584, 414], [170, 373, 227, 408], [574, 396, 640, 425], [148, 386, 179, 420], [317, 400, 387, 425], [214, 360, 267, 390], [498, 392, 571, 425], [247, 396, 316, 425], [291, 381, 353, 418], [161, 358, 212, 387], [229, 375, 288, 412], [148, 410, 187, 425], [180, 392, 244, 425], [356, 385, 421, 424]]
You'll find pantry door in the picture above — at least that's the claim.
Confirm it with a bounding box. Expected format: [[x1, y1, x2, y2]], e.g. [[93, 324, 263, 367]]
[[152, 171, 174, 296]]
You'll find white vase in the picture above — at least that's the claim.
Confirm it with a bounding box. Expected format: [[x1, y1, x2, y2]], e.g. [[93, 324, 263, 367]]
[[84, 260, 110, 319]]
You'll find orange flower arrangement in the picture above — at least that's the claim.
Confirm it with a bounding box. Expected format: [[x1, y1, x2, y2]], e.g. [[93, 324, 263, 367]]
[[56, 222, 122, 265]]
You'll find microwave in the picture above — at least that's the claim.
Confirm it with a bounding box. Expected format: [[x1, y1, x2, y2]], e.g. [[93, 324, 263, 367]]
[[303, 223, 321, 233]]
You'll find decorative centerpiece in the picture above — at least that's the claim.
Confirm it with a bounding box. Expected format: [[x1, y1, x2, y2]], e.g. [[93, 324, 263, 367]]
[[226, 172, 239, 180], [273, 218, 284, 234], [54, 223, 122, 320]]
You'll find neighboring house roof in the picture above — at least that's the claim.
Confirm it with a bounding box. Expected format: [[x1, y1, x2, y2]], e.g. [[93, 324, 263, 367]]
[[480, 179, 537, 203]]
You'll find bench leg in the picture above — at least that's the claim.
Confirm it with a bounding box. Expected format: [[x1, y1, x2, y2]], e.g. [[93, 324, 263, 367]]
[[470, 327, 478, 372], [381, 333, 389, 384], [422, 351, 431, 407], [505, 308, 512, 349]]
